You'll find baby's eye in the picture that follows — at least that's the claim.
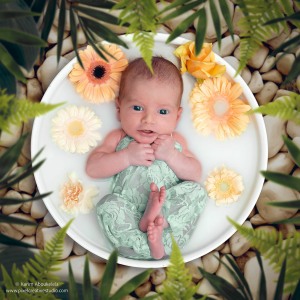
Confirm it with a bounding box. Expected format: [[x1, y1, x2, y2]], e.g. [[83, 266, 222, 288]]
[[159, 109, 169, 115], [133, 105, 143, 111]]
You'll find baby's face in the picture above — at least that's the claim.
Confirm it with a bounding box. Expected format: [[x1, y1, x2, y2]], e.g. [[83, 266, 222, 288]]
[[117, 78, 182, 144]]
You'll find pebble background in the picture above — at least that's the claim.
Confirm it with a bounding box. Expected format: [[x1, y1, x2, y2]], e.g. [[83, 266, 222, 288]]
[[0, 0, 299, 299]]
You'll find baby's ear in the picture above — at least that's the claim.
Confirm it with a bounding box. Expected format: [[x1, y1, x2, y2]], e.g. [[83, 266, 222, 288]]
[[115, 97, 121, 121], [176, 107, 183, 122]]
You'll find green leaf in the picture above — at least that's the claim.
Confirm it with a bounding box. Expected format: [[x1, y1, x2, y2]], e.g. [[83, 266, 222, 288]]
[[0, 214, 36, 225], [40, 0, 56, 46], [110, 270, 152, 300], [195, 8, 207, 55], [76, 0, 116, 9], [0, 191, 52, 206], [291, 280, 300, 300], [83, 256, 93, 300], [73, 5, 120, 25], [0, 133, 27, 179], [209, 0, 221, 48], [256, 251, 267, 300], [99, 250, 117, 299], [283, 54, 300, 84], [0, 233, 35, 248], [0, 28, 47, 46], [0, 10, 40, 19], [199, 267, 245, 300], [271, 34, 300, 56], [272, 216, 300, 225], [274, 258, 286, 300], [56, 0, 66, 63], [0, 62, 16, 94], [219, 0, 234, 38], [157, 0, 194, 15], [261, 171, 300, 191], [68, 262, 79, 300], [0, 43, 26, 83], [267, 200, 300, 209]]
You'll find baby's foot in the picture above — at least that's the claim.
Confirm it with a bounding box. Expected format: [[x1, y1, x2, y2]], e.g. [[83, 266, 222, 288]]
[[147, 216, 165, 259], [139, 183, 166, 232]]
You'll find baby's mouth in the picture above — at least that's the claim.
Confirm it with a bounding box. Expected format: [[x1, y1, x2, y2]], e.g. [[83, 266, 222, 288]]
[[139, 130, 156, 136]]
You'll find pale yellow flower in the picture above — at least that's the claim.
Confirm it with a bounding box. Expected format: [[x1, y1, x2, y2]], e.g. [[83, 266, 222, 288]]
[[205, 166, 244, 206], [69, 44, 128, 103], [51, 105, 102, 153], [190, 76, 251, 140], [174, 41, 225, 80], [60, 173, 98, 215]]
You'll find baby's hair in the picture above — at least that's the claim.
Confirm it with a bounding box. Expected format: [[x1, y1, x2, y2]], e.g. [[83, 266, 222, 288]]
[[119, 56, 183, 104]]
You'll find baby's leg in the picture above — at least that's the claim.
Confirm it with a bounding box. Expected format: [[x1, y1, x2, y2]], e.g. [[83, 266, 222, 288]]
[[147, 216, 165, 259], [139, 182, 166, 232]]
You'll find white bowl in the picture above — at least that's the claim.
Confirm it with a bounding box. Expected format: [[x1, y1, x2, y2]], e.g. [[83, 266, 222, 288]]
[[31, 33, 268, 268]]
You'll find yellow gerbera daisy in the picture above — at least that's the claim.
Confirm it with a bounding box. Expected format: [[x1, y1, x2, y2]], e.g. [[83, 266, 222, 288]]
[[190, 76, 251, 140], [205, 166, 244, 206], [69, 44, 128, 103], [51, 105, 102, 153]]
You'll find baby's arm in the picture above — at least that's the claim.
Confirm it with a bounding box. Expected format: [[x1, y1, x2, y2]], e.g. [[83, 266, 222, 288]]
[[86, 129, 155, 179], [152, 132, 202, 182]]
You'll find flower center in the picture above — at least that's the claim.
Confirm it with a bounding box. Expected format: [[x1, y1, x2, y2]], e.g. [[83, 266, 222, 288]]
[[67, 120, 84, 137], [93, 66, 106, 79], [62, 181, 83, 207], [219, 181, 230, 192], [213, 97, 229, 117]]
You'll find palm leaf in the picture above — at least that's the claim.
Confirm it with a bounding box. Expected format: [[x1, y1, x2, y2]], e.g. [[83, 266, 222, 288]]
[[157, 0, 196, 15], [195, 8, 207, 54], [219, 0, 234, 38], [274, 216, 300, 224], [274, 258, 286, 300], [267, 200, 300, 209], [40, 0, 56, 45], [56, 0, 66, 63], [83, 256, 93, 300], [209, 0, 221, 48], [74, 0, 116, 9], [256, 250, 267, 300], [283, 135, 300, 166], [291, 280, 300, 300], [0, 191, 51, 206], [283, 54, 300, 84], [0, 62, 16, 94], [68, 262, 79, 300], [271, 34, 300, 56], [248, 93, 300, 125], [0, 233, 35, 248], [0, 214, 36, 225], [261, 171, 300, 191]]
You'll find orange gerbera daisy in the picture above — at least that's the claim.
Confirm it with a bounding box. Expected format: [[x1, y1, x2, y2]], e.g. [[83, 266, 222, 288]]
[[69, 44, 128, 103], [205, 166, 244, 206], [190, 76, 251, 140]]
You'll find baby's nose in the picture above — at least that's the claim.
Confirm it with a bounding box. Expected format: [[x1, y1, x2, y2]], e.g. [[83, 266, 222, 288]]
[[142, 112, 155, 124]]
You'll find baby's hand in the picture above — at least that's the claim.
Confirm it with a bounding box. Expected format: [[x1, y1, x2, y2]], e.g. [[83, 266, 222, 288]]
[[152, 135, 176, 162], [126, 141, 155, 166]]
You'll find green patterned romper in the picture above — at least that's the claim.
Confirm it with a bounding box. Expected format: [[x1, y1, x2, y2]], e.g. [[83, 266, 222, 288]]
[[96, 136, 207, 259]]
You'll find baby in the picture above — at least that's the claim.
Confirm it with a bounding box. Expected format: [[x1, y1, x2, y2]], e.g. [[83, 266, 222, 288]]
[[86, 57, 207, 260]]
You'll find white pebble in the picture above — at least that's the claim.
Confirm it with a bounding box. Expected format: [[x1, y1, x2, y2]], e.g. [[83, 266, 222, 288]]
[[267, 152, 295, 174], [248, 71, 264, 94], [255, 81, 278, 105]]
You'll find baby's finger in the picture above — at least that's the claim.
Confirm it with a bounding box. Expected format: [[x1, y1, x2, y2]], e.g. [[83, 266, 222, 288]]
[[147, 153, 155, 161]]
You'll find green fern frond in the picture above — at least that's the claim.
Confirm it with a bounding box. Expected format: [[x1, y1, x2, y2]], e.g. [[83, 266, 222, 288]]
[[161, 236, 198, 300], [0, 89, 64, 133], [114, 0, 158, 71], [229, 219, 300, 293], [236, 0, 285, 73], [249, 93, 300, 124]]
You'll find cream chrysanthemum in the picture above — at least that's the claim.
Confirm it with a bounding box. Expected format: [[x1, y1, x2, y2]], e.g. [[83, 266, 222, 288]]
[[205, 166, 244, 206], [51, 105, 102, 153], [69, 44, 128, 103], [60, 173, 98, 215], [190, 76, 251, 140]]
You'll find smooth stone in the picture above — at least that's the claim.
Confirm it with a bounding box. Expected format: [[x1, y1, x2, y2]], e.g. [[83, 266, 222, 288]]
[[287, 121, 300, 138], [256, 181, 298, 222], [31, 196, 48, 219], [53, 8, 74, 30], [2, 190, 23, 215], [292, 168, 300, 199], [274, 89, 293, 99], [42, 226, 74, 259], [278, 223, 296, 238], [248, 71, 264, 93], [260, 56, 276, 73], [267, 152, 295, 174], [292, 137, 300, 154], [38, 55, 70, 91], [20, 66, 35, 79], [111, 266, 149, 294], [267, 27, 291, 50], [17, 82, 27, 99], [236, 251, 256, 273], [43, 212, 58, 227], [21, 235, 36, 247], [94, 9, 127, 34], [255, 82, 278, 105], [250, 214, 267, 225], [0, 223, 23, 240], [223, 56, 239, 71], [35, 222, 46, 249], [186, 257, 204, 281], [244, 256, 289, 300], [0, 123, 23, 147], [52, 255, 106, 285], [20, 193, 32, 213], [17, 153, 29, 167], [264, 115, 286, 158], [261, 70, 283, 84], [26, 78, 43, 102], [248, 208, 256, 218], [232, 6, 244, 35], [276, 53, 295, 75], [19, 173, 36, 194], [47, 25, 68, 44], [297, 75, 300, 92], [135, 281, 152, 298], [255, 225, 277, 235], [150, 268, 166, 285], [73, 241, 87, 256], [220, 242, 231, 254], [229, 221, 253, 257], [216, 255, 238, 287], [241, 67, 251, 84], [197, 278, 218, 295], [212, 35, 240, 57], [21, 121, 32, 159], [202, 250, 220, 274], [247, 46, 269, 69], [10, 213, 37, 236], [87, 251, 106, 263]]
